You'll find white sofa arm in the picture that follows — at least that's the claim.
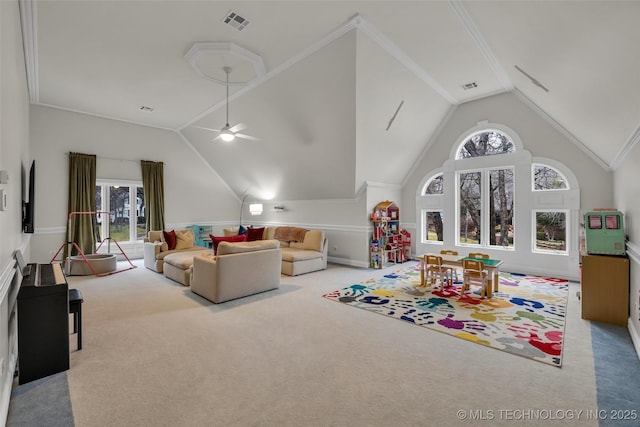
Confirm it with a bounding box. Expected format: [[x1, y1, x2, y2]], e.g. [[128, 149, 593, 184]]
[[190, 253, 218, 301], [144, 241, 165, 271]]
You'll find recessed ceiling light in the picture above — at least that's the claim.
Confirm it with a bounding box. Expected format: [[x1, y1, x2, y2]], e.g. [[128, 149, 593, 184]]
[[223, 11, 250, 31], [139, 105, 154, 112], [462, 82, 478, 90]]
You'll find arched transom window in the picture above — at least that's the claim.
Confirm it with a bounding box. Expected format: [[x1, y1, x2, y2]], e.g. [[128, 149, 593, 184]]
[[417, 123, 578, 258]]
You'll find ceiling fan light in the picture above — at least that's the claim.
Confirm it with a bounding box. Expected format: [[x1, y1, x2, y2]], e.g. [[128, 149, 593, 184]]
[[220, 131, 235, 142]]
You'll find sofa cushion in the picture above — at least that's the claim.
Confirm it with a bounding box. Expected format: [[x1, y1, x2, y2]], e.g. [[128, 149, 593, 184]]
[[164, 251, 202, 269], [163, 230, 177, 250], [211, 234, 247, 254], [217, 239, 280, 255], [290, 230, 324, 252], [175, 229, 195, 250], [281, 247, 323, 262], [246, 227, 265, 242]]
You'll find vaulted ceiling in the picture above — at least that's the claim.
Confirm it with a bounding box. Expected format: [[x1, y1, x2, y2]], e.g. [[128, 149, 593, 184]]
[[22, 1, 640, 201]]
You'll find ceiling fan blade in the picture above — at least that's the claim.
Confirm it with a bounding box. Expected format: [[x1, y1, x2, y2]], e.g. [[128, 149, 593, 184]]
[[193, 125, 221, 133], [211, 135, 222, 142], [229, 123, 247, 133], [236, 133, 260, 141]]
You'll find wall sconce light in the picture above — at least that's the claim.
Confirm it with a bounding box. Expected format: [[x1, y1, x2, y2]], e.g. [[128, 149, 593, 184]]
[[249, 203, 263, 215], [273, 206, 286, 212]]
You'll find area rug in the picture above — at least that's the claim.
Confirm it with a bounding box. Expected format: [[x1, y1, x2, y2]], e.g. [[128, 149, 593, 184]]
[[323, 263, 569, 367]]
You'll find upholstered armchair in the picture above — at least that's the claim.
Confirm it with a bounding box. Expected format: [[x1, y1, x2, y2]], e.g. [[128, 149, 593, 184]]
[[143, 229, 207, 273]]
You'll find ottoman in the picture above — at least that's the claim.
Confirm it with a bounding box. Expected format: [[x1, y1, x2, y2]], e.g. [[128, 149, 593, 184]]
[[163, 251, 206, 286]]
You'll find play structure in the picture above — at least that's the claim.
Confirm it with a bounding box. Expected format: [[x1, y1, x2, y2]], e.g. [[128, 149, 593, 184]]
[[50, 211, 136, 276]]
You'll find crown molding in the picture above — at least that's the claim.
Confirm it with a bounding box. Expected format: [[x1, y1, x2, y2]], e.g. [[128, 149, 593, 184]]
[[610, 122, 640, 170], [351, 15, 458, 105], [449, 0, 513, 91], [180, 15, 359, 131], [19, 0, 39, 103], [36, 102, 175, 131], [513, 89, 611, 172]]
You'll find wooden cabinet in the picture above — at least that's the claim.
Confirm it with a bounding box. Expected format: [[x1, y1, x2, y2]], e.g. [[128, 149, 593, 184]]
[[581, 254, 629, 325], [370, 201, 410, 268]]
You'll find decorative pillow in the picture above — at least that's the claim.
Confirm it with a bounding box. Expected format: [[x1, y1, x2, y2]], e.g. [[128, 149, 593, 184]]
[[148, 230, 163, 243], [238, 225, 248, 235], [246, 227, 265, 242], [210, 234, 247, 255], [163, 230, 177, 250], [223, 227, 239, 237], [175, 229, 195, 250], [290, 230, 324, 252]]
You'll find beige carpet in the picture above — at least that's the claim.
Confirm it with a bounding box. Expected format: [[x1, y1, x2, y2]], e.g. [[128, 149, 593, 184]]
[[66, 260, 599, 426]]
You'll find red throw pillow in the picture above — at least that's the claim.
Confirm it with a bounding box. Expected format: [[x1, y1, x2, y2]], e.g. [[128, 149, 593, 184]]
[[163, 230, 177, 250], [246, 227, 265, 242], [210, 234, 247, 255]]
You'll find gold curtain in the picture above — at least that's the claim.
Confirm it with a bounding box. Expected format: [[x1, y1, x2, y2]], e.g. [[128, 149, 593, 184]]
[[141, 160, 165, 233], [66, 152, 97, 257]]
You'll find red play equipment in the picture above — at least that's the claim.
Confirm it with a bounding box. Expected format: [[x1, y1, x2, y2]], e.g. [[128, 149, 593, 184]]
[[50, 211, 136, 276]]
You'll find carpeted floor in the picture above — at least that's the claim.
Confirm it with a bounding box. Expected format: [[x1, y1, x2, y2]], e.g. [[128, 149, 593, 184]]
[[6, 260, 640, 426], [324, 265, 568, 367]]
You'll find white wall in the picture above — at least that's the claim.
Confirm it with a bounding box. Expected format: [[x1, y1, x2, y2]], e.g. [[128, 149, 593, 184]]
[[613, 138, 640, 354], [0, 0, 31, 421], [401, 92, 614, 280], [28, 105, 240, 262]]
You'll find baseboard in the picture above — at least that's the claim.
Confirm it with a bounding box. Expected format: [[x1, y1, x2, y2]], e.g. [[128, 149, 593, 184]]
[[628, 319, 640, 362], [327, 256, 369, 268]]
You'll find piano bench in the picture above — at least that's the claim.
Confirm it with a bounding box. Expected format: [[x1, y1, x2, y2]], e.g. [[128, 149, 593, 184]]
[[69, 288, 84, 350]]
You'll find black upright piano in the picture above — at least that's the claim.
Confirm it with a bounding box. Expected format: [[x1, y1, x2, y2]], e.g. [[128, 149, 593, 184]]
[[17, 262, 69, 384]]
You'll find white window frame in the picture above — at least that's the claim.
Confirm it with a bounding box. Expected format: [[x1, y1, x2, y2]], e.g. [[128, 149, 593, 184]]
[[96, 179, 145, 244]]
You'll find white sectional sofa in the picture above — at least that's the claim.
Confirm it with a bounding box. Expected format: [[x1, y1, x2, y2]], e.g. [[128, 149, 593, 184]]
[[190, 240, 282, 303]]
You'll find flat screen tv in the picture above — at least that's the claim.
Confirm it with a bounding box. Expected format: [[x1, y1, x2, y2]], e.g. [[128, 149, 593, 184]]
[[23, 160, 34, 233]]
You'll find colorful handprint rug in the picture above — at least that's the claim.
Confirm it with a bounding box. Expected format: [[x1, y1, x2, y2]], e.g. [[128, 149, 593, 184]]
[[323, 264, 569, 367]]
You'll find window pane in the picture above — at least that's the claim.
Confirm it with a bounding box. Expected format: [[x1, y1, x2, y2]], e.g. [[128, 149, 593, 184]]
[[535, 211, 566, 252], [136, 187, 145, 240], [459, 172, 481, 245], [489, 168, 514, 248], [533, 165, 567, 190], [424, 211, 444, 242], [424, 174, 443, 195], [110, 186, 130, 242], [458, 130, 514, 159]]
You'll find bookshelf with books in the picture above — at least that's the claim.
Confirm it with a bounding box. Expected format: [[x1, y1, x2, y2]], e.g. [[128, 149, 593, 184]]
[[370, 201, 410, 268]]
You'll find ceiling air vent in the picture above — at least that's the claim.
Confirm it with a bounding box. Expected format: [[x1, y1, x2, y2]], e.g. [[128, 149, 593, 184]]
[[462, 82, 478, 90], [223, 11, 250, 31]]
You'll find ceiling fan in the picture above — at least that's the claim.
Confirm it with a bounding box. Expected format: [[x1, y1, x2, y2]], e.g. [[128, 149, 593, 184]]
[[193, 66, 259, 142]]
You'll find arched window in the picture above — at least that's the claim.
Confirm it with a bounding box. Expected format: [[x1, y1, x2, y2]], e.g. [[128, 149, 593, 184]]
[[533, 164, 568, 190], [456, 130, 515, 248], [456, 130, 515, 159], [417, 122, 579, 265], [423, 174, 443, 195], [532, 163, 571, 254], [421, 173, 444, 242]]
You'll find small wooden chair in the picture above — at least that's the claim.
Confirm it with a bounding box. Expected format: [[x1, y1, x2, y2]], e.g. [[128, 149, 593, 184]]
[[468, 252, 489, 259], [461, 259, 489, 298], [440, 250, 460, 282], [424, 255, 453, 291]]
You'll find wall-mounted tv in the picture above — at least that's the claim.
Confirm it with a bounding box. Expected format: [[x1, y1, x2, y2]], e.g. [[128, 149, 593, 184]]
[[22, 160, 35, 233]]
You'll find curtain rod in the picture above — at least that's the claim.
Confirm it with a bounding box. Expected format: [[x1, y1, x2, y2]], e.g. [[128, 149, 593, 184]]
[[66, 153, 163, 164]]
